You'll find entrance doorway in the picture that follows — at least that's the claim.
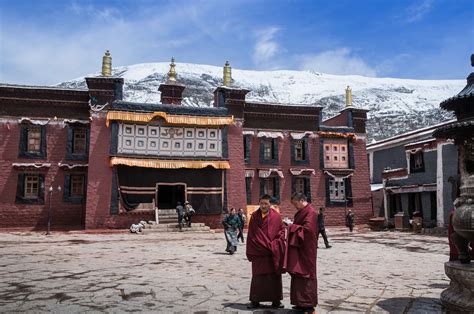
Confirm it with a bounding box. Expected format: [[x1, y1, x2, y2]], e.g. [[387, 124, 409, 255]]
[[156, 183, 186, 209]]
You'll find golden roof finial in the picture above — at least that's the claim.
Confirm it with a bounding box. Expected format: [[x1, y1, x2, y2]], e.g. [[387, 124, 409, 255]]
[[345, 85, 352, 107], [101, 50, 112, 77], [168, 57, 177, 82], [223, 61, 232, 87]]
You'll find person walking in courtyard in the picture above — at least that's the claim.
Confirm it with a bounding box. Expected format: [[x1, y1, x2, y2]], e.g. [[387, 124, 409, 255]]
[[285, 192, 318, 313], [184, 201, 195, 227], [176, 202, 184, 231], [318, 207, 332, 248], [237, 208, 246, 243], [223, 208, 240, 254], [346, 209, 355, 232], [246, 194, 286, 309]]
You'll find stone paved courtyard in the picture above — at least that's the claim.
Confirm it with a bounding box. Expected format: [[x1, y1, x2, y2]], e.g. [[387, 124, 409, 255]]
[[0, 227, 450, 313]]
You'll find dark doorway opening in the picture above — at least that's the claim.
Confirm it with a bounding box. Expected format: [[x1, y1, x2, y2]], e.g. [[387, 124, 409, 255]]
[[157, 184, 185, 209]]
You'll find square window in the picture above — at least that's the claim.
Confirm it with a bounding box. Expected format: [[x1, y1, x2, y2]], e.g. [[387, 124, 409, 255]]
[[24, 175, 39, 199], [208, 129, 217, 138], [210, 143, 215, 149], [125, 127, 133, 134], [163, 142, 169, 148], [196, 140, 206, 151], [137, 128, 145, 135], [324, 141, 348, 169], [184, 140, 195, 151], [150, 141, 157, 148], [184, 128, 195, 138], [198, 130, 205, 138], [151, 129, 157, 135], [137, 140, 144, 148], [126, 139, 132, 146], [175, 142, 180, 149], [329, 177, 345, 201]]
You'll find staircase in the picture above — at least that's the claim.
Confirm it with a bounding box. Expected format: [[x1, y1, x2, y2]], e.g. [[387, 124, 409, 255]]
[[137, 209, 213, 233], [142, 223, 213, 233], [156, 209, 179, 224]]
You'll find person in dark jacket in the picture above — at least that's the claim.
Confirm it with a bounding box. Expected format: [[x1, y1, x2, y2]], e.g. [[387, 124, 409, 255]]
[[176, 202, 184, 231], [223, 208, 240, 254], [318, 207, 332, 248], [237, 208, 246, 243], [346, 210, 355, 232]]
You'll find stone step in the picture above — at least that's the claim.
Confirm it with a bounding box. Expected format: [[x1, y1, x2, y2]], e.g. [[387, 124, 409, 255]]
[[157, 215, 180, 219], [156, 209, 177, 215], [147, 223, 207, 229], [141, 226, 213, 233]]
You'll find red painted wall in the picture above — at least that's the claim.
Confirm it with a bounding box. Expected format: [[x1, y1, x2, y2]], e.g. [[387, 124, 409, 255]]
[[244, 134, 372, 226], [225, 121, 247, 212], [0, 121, 86, 230], [84, 112, 114, 229], [324, 111, 348, 127]]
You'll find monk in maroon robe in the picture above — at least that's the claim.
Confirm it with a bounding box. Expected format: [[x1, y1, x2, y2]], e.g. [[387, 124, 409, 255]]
[[286, 192, 318, 312], [246, 194, 286, 309]]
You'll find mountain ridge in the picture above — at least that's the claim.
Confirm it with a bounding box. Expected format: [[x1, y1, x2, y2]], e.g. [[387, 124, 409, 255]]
[[57, 62, 466, 141]]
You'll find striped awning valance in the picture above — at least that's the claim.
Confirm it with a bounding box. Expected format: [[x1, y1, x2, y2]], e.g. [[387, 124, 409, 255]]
[[317, 131, 355, 139], [110, 157, 230, 170], [106, 111, 234, 127]]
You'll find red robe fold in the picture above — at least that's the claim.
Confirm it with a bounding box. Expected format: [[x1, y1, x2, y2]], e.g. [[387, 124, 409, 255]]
[[286, 203, 319, 307], [246, 208, 286, 302]]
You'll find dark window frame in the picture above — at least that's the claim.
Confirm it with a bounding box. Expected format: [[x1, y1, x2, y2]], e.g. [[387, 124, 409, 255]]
[[259, 176, 280, 201], [410, 151, 425, 173], [244, 135, 251, 165], [325, 176, 352, 207], [291, 137, 309, 165], [19, 124, 47, 159], [291, 176, 312, 202], [63, 173, 87, 203], [245, 177, 252, 204], [259, 138, 279, 165], [66, 125, 90, 161], [15, 173, 45, 204]]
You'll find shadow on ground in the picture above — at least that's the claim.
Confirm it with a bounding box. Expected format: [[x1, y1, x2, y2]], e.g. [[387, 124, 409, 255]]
[[377, 297, 442, 313], [222, 303, 304, 313]]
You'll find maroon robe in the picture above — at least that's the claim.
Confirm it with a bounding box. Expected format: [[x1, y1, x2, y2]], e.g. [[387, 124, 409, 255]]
[[286, 203, 319, 307], [246, 207, 286, 302]]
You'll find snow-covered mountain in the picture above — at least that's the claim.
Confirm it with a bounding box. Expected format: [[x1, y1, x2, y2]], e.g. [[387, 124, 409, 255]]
[[57, 62, 466, 141]]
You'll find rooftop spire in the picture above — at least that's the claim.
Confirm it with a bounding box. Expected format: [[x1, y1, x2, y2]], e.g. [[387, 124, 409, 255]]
[[345, 85, 352, 107], [101, 50, 112, 77], [168, 57, 177, 82], [223, 61, 232, 87]]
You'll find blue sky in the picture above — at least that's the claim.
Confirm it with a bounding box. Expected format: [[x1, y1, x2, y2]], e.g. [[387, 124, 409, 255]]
[[0, 0, 473, 85]]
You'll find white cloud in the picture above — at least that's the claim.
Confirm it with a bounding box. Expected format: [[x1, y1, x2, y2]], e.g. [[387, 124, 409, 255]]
[[0, 2, 221, 85], [298, 48, 377, 77], [253, 27, 280, 65], [398, 0, 433, 24]]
